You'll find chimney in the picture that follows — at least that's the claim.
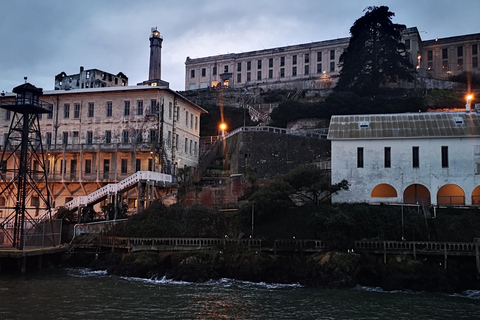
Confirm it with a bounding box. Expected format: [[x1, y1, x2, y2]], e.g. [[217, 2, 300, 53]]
[[80, 66, 84, 73], [148, 27, 163, 81]]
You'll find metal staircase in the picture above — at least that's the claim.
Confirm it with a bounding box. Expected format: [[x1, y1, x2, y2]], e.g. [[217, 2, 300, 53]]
[[33, 171, 172, 222]]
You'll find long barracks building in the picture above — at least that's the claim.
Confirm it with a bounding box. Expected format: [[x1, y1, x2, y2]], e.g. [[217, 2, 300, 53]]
[[185, 27, 480, 91]]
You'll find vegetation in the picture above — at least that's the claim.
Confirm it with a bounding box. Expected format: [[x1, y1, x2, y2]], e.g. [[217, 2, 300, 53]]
[[336, 6, 415, 96]]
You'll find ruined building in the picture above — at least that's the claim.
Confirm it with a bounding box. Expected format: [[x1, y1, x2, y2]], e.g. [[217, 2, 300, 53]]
[[0, 28, 206, 218], [55, 67, 128, 90]]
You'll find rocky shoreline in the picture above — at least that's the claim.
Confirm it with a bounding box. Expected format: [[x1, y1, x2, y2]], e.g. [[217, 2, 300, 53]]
[[64, 248, 480, 293]]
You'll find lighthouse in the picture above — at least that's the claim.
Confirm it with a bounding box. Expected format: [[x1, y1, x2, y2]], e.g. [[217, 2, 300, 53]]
[[149, 27, 163, 81]]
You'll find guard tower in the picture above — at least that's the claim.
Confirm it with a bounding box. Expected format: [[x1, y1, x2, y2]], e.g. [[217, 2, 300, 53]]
[[0, 82, 54, 250], [149, 27, 163, 81]]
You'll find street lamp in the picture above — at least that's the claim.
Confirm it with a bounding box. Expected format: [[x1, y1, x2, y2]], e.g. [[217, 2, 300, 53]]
[[466, 94, 473, 111], [219, 122, 227, 138]]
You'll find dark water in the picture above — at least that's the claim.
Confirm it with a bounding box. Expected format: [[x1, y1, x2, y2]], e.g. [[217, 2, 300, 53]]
[[0, 268, 479, 320]]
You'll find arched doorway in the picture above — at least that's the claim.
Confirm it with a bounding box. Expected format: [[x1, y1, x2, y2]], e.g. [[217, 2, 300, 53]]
[[371, 184, 398, 198], [403, 184, 431, 206], [472, 186, 480, 205], [437, 184, 465, 206]]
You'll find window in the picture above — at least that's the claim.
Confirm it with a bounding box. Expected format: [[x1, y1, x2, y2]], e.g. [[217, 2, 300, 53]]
[[405, 39, 410, 50], [442, 48, 448, 59], [122, 130, 129, 143], [305, 53, 309, 63], [330, 50, 335, 60], [106, 102, 112, 117], [86, 131, 93, 144], [304, 65, 309, 75], [292, 55, 297, 65], [427, 62, 433, 70], [85, 159, 92, 174], [317, 63, 322, 73], [31, 196, 39, 207], [88, 102, 94, 117], [280, 68, 285, 78], [150, 99, 157, 115], [167, 102, 172, 119], [124, 101, 130, 116], [384, 147, 391, 168], [357, 147, 364, 168], [175, 134, 179, 150], [412, 146, 419, 168], [63, 104, 70, 118], [62, 132, 68, 145], [201, 68, 206, 77], [268, 70, 273, 79], [136, 159, 141, 172], [441, 146, 448, 168], [247, 72, 251, 81], [317, 51, 322, 62], [330, 62, 335, 72], [237, 62, 241, 72], [473, 44, 478, 56], [427, 50, 433, 61], [269, 58, 273, 68], [46, 132, 52, 146], [6, 110, 10, 121], [224, 65, 228, 73], [73, 131, 79, 143], [442, 60, 448, 70], [292, 66, 297, 76], [457, 59, 463, 70], [257, 60, 262, 69], [190, 114, 193, 129], [74, 103, 80, 118], [247, 61, 251, 71], [237, 73, 241, 83], [137, 100, 143, 115], [148, 159, 152, 171], [190, 140, 193, 154], [167, 131, 172, 147], [136, 129, 142, 143], [280, 56, 285, 67], [176, 106, 180, 121], [121, 159, 128, 174], [474, 57, 479, 69], [105, 130, 111, 144], [190, 70, 195, 78], [457, 46, 463, 57], [213, 66, 217, 75], [194, 142, 198, 155], [47, 105, 52, 119], [185, 138, 188, 153], [195, 116, 198, 130], [257, 71, 262, 80]]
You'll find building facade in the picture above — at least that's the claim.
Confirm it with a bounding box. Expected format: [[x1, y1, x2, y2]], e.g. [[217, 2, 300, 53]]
[[55, 66, 128, 90], [0, 85, 206, 216], [185, 27, 480, 91], [328, 112, 480, 206]]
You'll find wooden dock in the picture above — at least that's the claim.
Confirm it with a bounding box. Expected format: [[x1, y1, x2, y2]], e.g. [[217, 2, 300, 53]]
[[0, 245, 69, 273]]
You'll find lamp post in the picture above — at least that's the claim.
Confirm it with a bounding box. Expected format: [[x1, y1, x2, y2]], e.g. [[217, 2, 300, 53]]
[[466, 94, 473, 111], [219, 122, 227, 138]]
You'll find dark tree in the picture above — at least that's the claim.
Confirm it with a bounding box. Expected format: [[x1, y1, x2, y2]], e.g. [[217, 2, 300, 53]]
[[336, 6, 415, 95]]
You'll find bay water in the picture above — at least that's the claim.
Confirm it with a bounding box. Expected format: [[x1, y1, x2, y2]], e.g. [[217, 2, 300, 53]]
[[0, 268, 479, 319]]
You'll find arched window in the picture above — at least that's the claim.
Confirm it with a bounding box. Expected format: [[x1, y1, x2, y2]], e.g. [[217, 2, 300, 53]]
[[472, 186, 480, 205], [437, 184, 465, 206], [371, 184, 397, 198], [404, 184, 431, 206]]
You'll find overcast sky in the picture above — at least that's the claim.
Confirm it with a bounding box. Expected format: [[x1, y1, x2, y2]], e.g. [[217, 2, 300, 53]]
[[1, 0, 479, 93]]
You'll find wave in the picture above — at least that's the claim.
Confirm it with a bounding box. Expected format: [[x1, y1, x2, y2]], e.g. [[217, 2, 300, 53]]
[[66, 268, 108, 278], [450, 290, 480, 300], [354, 285, 409, 294]]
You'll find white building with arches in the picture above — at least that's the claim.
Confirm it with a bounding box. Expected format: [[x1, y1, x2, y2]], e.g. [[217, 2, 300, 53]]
[[328, 111, 480, 206]]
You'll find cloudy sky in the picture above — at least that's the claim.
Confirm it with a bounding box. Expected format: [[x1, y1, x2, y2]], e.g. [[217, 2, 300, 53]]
[[1, 0, 479, 92]]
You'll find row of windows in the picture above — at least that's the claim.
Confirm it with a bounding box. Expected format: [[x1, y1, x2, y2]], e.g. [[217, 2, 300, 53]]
[[357, 146, 449, 169], [190, 50, 337, 78], [430, 45, 479, 60]]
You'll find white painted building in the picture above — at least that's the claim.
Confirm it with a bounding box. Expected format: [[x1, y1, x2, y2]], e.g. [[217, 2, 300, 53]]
[[328, 111, 480, 206]]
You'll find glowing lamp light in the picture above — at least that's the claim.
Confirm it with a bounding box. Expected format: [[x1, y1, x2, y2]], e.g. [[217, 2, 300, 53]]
[[219, 123, 227, 131], [466, 94, 474, 111]]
